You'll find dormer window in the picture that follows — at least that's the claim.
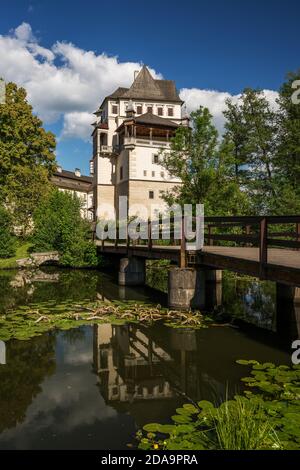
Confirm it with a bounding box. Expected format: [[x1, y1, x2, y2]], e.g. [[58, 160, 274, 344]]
[[112, 104, 118, 114], [157, 107, 163, 116], [147, 106, 153, 114], [136, 105, 143, 114], [168, 107, 174, 117]]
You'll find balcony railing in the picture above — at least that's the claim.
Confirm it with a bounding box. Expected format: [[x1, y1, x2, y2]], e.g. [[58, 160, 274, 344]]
[[99, 145, 120, 154], [123, 136, 170, 148]]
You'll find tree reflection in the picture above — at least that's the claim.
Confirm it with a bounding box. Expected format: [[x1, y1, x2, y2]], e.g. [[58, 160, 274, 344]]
[[0, 333, 56, 432]]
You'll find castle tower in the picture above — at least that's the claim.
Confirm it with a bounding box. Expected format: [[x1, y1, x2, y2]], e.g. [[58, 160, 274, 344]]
[[91, 66, 187, 220]]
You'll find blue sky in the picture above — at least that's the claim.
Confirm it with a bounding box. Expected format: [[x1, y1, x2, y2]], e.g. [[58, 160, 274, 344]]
[[0, 0, 299, 173]]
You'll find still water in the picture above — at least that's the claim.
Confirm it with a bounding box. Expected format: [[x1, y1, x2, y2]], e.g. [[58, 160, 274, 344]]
[[0, 267, 298, 449]]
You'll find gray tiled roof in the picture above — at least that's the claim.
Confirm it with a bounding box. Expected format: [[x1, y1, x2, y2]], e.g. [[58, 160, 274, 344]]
[[134, 112, 179, 128], [53, 169, 92, 184], [107, 66, 182, 103]]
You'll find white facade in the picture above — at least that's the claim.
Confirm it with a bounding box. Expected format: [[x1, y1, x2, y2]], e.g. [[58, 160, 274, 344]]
[[91, 66, 187, 219], [52, 168, 94, 220]]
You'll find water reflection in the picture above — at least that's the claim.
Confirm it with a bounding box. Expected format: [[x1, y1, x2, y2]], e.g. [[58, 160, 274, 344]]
[[0, 266, 299, 449], [0, 320, 292, 449]]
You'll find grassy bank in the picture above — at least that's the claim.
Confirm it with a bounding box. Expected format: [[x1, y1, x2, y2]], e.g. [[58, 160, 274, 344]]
[[0, 242, 31, 269]]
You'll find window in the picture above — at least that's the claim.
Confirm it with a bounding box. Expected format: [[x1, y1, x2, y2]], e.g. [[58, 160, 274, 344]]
[[152, 171, 155, 177], [160, 171, 165, 178], [157, 107, 163, 116], [143, 170, 147, 176], [168, 107, 174, 117], [137, 105, 143, 114], [153, 154, 159, 164], [149, 191, 154, 199], [147, 106, 153, 114], [120, 166, 123, 180], [112, 105, 118, 114]]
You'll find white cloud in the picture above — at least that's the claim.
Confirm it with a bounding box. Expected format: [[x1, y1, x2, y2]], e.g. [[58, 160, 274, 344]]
[[180, 88, 279, 134], [61, 112, 93, 141], [0, 22, 278, 141]]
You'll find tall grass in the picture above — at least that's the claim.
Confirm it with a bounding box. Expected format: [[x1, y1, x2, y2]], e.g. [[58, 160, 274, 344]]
[[211, 396, 281, 450]]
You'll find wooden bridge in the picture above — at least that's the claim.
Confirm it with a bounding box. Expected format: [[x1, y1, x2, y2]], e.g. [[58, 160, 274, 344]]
[[97, 215, 300, 287]]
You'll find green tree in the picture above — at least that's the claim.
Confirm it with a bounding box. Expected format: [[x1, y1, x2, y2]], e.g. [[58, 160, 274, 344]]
[[274, 70, 300, 214], [32, 189, 98, 267], [0, 205, 16, 258], [223, 98, 249, 180], [161, 107, 249, 215], [0, 81, 56, 229], [223, 89, 278, 214]]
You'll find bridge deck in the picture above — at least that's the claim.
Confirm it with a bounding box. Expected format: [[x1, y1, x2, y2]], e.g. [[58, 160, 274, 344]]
[[97, 242, 300, 285]]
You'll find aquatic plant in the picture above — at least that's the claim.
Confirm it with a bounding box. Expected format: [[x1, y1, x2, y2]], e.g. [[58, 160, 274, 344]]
[[0, 299, 209, 341], [137, 396, 280, 450], [236, 360, 300, 450], [137, 361, 300, 450]]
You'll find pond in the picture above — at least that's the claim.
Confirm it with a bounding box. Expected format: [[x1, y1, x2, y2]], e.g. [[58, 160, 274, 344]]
[[0, 267, 298, 449]]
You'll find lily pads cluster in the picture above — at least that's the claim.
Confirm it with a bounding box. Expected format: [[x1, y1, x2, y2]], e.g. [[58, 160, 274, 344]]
[[237, 359, 300, 449], [137, 361, 300, 450], [0, 299, 208, 341]]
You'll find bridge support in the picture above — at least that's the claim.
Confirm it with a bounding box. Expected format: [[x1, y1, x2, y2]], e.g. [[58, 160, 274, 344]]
[[168, 268, 206, 310], [118, 257, 146, 286], [276, 284, 300, 340], [205, 269, 222, 309]]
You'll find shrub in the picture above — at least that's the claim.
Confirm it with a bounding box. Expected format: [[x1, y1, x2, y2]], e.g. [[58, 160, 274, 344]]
[[0, 205, 16, 258], [32, 189, 98, 267]]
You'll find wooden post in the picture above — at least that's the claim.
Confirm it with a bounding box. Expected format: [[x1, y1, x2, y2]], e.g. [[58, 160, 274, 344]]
[[148, 219, 152, 250], [245, 224, 251, 247], [180, 215, 186, 268], [114, 225, 118, 248], [208, 225, 213, 246], [296, 222, 300, 251], [259, 217, 268, 278]]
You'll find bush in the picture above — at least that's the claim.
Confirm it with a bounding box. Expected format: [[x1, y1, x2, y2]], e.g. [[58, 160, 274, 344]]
[[0, 205, 16, 258], [32, 189, 98, 268]]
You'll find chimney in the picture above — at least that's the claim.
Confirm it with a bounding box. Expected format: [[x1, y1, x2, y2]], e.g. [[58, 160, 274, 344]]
[[56, 165, 62, 173], [134, 70, 139, 80], [126, 99, 136, 118], [75, 168, 81, 177]]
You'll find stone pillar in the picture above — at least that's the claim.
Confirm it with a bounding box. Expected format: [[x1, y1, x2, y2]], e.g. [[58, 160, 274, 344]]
[[168, 268, 205, 310], [118, 257, 145, 286], [276, 284, 300, 340], [205, 269, 223, 310]]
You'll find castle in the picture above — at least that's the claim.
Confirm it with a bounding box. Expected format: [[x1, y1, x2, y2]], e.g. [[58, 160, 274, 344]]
[[91, 66, 188, 220]]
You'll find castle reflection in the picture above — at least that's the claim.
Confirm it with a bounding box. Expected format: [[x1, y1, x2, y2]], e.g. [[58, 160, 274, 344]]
[[93, 324, 174, 403]]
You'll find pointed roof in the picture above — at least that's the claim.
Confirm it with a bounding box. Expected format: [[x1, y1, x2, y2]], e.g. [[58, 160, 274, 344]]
[[106, 66, 182, 103], [122, 66, 165, 100]]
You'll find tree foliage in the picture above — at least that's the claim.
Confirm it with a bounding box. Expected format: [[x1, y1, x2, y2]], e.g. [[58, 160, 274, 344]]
[[0, 205, 16, 258], [32, 189, 98, 267], [161, 107, 249, 215], [0, 82, 56, 232], [163, 71, 300, 216]]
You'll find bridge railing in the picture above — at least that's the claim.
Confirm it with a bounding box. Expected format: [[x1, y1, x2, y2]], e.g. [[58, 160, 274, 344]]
[[204, 215, 300, 276], [99, 215, 300, 272]]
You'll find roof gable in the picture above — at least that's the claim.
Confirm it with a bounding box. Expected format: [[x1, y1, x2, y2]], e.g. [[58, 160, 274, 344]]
[[104, 66, 182, 103]]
